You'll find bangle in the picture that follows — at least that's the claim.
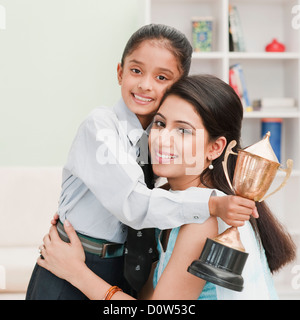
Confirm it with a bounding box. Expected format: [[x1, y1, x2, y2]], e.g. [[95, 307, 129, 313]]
[[103, 286, 123, 300]]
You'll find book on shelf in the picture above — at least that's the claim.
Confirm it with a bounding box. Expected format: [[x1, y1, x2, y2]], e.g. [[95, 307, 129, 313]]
[[229, 63, 251, 111], [191, 17, 213, 52], [261, 119, 282, 162], [229, 5, 246, 52]]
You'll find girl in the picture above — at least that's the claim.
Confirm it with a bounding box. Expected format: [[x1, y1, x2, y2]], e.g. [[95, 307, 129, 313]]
[[37, 75, 296, 299], [26, 24, 257, 300]]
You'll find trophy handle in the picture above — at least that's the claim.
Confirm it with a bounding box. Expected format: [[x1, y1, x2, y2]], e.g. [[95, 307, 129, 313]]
[[259, 159, 293, 202], [222, 140, 238, 193]]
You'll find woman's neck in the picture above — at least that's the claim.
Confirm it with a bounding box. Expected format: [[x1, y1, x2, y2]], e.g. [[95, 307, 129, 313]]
[[167, 175, 205, 191]]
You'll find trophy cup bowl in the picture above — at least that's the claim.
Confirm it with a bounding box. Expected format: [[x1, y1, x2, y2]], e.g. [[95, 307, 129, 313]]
[[188, 132, 293, 292]]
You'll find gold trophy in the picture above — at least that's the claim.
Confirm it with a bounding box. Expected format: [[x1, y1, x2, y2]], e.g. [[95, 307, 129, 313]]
[[188, 132, 293, 291]]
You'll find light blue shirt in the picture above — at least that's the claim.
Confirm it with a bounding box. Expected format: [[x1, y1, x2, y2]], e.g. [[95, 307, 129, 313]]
[[153, 206, 278, 299], [153, 227, 217, 300], [58, 99, 214, 243]]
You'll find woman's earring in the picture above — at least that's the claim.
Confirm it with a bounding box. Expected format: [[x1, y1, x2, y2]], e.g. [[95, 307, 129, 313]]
[[208, 161, 214, 170]]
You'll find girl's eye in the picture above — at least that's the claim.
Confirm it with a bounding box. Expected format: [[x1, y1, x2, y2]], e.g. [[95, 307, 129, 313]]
[[131, 68, 141, 74], [157, 75, 167, 81]]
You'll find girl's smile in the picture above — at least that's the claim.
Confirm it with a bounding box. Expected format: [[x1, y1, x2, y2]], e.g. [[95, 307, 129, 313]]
[[132, 93, 154, 105]]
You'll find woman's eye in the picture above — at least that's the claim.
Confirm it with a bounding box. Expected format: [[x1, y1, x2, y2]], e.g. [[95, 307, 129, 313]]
[[153, 120, 165, 128], [178, 128, 193, 135], [157, 75, 167, 81]]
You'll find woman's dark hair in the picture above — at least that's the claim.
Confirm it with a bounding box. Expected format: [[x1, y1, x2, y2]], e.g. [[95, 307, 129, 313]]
[[121, 24, 193, 78], [161, 74, 296, 273]]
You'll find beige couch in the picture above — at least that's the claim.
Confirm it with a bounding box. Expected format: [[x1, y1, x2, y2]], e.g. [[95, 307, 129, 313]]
[[0, 167, 62, 298]]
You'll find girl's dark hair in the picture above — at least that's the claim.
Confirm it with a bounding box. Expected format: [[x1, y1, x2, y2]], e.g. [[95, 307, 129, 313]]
[[121, 24, 193, 78], [161, 74, 296, 273]]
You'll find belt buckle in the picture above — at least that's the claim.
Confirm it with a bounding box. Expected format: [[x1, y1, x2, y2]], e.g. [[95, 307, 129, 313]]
[[102, 243, 124, 258]]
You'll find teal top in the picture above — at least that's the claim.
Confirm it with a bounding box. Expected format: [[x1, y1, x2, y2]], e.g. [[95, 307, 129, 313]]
[[153, 227, 217, 300], [153, 223, 278, 300]]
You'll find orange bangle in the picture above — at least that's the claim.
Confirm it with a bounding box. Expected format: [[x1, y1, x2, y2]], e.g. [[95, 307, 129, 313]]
[[103, 286, 123, 300]]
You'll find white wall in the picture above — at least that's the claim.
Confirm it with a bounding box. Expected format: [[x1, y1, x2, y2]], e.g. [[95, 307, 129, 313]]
[[0, 0, 142, 166]]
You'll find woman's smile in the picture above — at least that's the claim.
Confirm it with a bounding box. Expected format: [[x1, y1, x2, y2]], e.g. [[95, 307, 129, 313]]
[[154, 150, 178, 164]]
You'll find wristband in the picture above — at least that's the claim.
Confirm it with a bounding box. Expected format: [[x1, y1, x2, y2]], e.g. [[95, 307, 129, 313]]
[[103, 285, 123, 300]]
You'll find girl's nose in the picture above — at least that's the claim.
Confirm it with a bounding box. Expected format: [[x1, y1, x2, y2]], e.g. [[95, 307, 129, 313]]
[[138, 76, 153, 91]]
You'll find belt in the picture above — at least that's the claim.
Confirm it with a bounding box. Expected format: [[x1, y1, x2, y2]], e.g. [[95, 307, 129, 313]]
[[57, 220, 124, 259]]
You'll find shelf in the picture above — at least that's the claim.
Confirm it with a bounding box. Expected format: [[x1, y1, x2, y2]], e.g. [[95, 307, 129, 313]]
[[231, 0, 296, 6], [192, 52, 224, 59], [193, 52, 300, 60], [244, 111, 300, 119], [289, 228, 300, 236], [228, 52, 300, 60], [192, 52, 300, 60], [277, 169, 300, 178]]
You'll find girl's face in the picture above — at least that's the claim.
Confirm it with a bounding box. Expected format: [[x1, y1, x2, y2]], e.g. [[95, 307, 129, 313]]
[[149, 95, 215, 190], [117, 40, 181, 129]]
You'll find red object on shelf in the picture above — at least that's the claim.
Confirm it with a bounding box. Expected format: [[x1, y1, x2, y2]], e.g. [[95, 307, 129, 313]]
[[265, 39, 285, 52]]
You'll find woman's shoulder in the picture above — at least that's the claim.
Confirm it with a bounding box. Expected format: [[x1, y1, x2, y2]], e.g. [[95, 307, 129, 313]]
[[179, 216, 219, 247]]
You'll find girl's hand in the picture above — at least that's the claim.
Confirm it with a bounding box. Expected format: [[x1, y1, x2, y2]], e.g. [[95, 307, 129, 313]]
[[209, 195, 258, 227], [50, 212, 59, 225], [37, 220, 86, 283]]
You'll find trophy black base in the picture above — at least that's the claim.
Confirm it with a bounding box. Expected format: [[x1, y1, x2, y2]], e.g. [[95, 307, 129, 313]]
[[188, 238, 249, 292]]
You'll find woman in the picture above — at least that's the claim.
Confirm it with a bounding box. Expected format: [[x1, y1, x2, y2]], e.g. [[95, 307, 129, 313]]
[[38, 75, 296, 299], [27, 24, 255, 300]]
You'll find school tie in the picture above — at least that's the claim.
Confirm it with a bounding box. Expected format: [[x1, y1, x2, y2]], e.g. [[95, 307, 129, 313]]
[[124, 132, 158, 294]]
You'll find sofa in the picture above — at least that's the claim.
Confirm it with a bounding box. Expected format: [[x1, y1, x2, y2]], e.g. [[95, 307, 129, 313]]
[[0, 167, 62, 299]]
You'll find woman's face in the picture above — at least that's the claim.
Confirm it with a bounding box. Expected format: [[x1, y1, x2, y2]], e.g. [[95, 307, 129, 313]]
[[149, 95, 213, 189]]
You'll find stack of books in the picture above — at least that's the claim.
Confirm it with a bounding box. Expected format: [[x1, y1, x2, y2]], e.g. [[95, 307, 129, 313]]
[[229, 63, 252, 111], [229, 5, 245, 52]]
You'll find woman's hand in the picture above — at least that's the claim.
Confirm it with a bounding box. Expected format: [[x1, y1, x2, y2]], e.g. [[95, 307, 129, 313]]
[[37, 220, 86, 283], [38, 221, 133, 300]]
